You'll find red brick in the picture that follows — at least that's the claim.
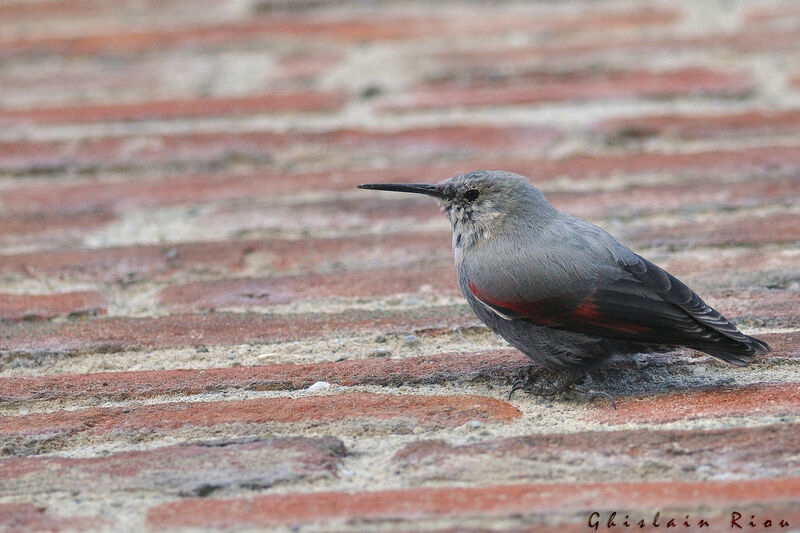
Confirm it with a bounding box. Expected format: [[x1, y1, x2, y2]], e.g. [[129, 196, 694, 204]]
[[0, 503, 106, 533], [0, 291, 106, 321], [0, 208, 794, 294], [0, 173, 288, 211], [704, 289, 800, 325], [337, 145, 800, 187], [273, 49, 344, 84], [0, 170, 446, 212], [196, 175, 798, 235], [202, 194, 444, 235], [0, 173, 284, 211], [595, 110, 800, 141], [0, 209, 115, 238], [432, 30, 800, 73], [0, 8, 677, 56], [0, 437, 344, 496], [0, 92, 346, 125], [657, 247, 800, 289], [181, 177, 799, 245], [0, 349, 527, 403], [0, 0, 225, 29], [159, 265, 459, 309], [379, 68, 752, 110], [0, 240, 261, 284], [0, 125, 557, 173], [588, 383, 800, 425], [0, 63, 163, 109], [0, 135, 281, 173], [547, 176, 799, 219], [745, 4, 800, 27], [146, 478, 800, 530], [633, 212, 800, 247], [0, 332, 795, 405], [157, 236, 800, 311], [394, 422, 800, 482], [0, 0, 98, 18], [472, 146, 800, 182], [0, 392, 520, 439], [3, 144, 798, 212], [2, 288, 794, 356], [764, 332, 800, 361], [0, 306, 476, 355], [0, 231, 452, 283]]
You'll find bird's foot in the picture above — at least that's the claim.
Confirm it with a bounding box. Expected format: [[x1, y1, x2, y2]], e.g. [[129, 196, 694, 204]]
[[508, 368, 616, 409], [507, 366, 577, 400], [569, 375, 617, 410]]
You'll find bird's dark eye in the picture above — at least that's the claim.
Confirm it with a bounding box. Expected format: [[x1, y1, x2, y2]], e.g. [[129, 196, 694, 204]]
[[464, 188, 480, 202]]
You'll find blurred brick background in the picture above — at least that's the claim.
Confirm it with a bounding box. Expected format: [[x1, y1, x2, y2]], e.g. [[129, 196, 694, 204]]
[[1, 0, 800, 531]]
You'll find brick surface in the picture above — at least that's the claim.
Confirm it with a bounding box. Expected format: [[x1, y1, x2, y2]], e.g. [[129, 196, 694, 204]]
[[1, 332, 796, 404], [0, 125, 558, 174], [0, 393, 520, 440], [0, 306, 476, 356], [380, 68, 752, 110], [0, 92, 347, 125], [0, 437, 344, 497], [159, 265, 459, 309], [146, 478, 800, 530], [744, 3, 800, 26], [3, 1, 800, 530], [657, 247, 800, 290], [549, 176, 800, 219], [3, 146, 799, 202], [0, 209, 116, 238], [0, 7, 678, 57], [0, 349, 527, 403], [0, 503, 105, 533], [7, 220, 796, 288], [588, 383, 800, 425], [595, 110, 800, 141], [245, 145, 800, 189], [0, 291, 795, 357], [0, 231, 452, 283], [0, 291, 106, 321], [509, 146, 800, 181], [394, 423, 800, 482], [0, 241, 259, 284], [432, 30, 800, 69], [195, 175, 800, 236], [635, 212, 800, 247]]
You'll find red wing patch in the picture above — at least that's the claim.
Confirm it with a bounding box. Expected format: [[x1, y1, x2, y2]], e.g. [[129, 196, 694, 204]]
[[570, 299, 654, 334], [469, 279, 654, 335], [467, 279, 564, 326]]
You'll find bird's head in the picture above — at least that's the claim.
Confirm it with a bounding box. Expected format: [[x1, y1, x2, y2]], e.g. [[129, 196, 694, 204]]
[[358, 170, 557, 251]]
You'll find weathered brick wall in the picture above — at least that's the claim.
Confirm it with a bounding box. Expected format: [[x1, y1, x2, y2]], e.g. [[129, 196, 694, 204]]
[[1, 0, 799, 531]]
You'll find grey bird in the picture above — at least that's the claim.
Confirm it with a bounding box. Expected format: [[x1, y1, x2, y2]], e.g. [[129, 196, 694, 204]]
[[358, 170, 770, 400]]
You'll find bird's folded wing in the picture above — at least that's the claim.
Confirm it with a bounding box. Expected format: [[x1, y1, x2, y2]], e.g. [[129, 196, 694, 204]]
[[619, 254, 751, 343], [467, 254, 752, 349]]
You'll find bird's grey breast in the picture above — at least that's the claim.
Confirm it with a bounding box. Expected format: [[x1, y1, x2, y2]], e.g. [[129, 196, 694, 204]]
[[458, 215, 632, 309]]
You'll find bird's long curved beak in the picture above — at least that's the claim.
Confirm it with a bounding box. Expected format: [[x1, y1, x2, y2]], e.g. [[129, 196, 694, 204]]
[[357, 183, 445, 199]]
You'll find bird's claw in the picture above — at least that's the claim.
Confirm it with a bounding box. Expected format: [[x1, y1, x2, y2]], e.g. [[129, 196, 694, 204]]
[[507, 367, 571, 400], [507, 379, 527, 400], [508, 367, 616, 409], [571, 385, 617, 410]]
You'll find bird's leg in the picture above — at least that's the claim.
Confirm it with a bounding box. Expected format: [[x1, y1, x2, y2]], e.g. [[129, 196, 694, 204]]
[[569, 374, 617, 410]]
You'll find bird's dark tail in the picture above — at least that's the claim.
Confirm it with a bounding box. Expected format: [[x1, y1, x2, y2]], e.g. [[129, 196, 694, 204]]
[[699, 334, 771, 367]]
